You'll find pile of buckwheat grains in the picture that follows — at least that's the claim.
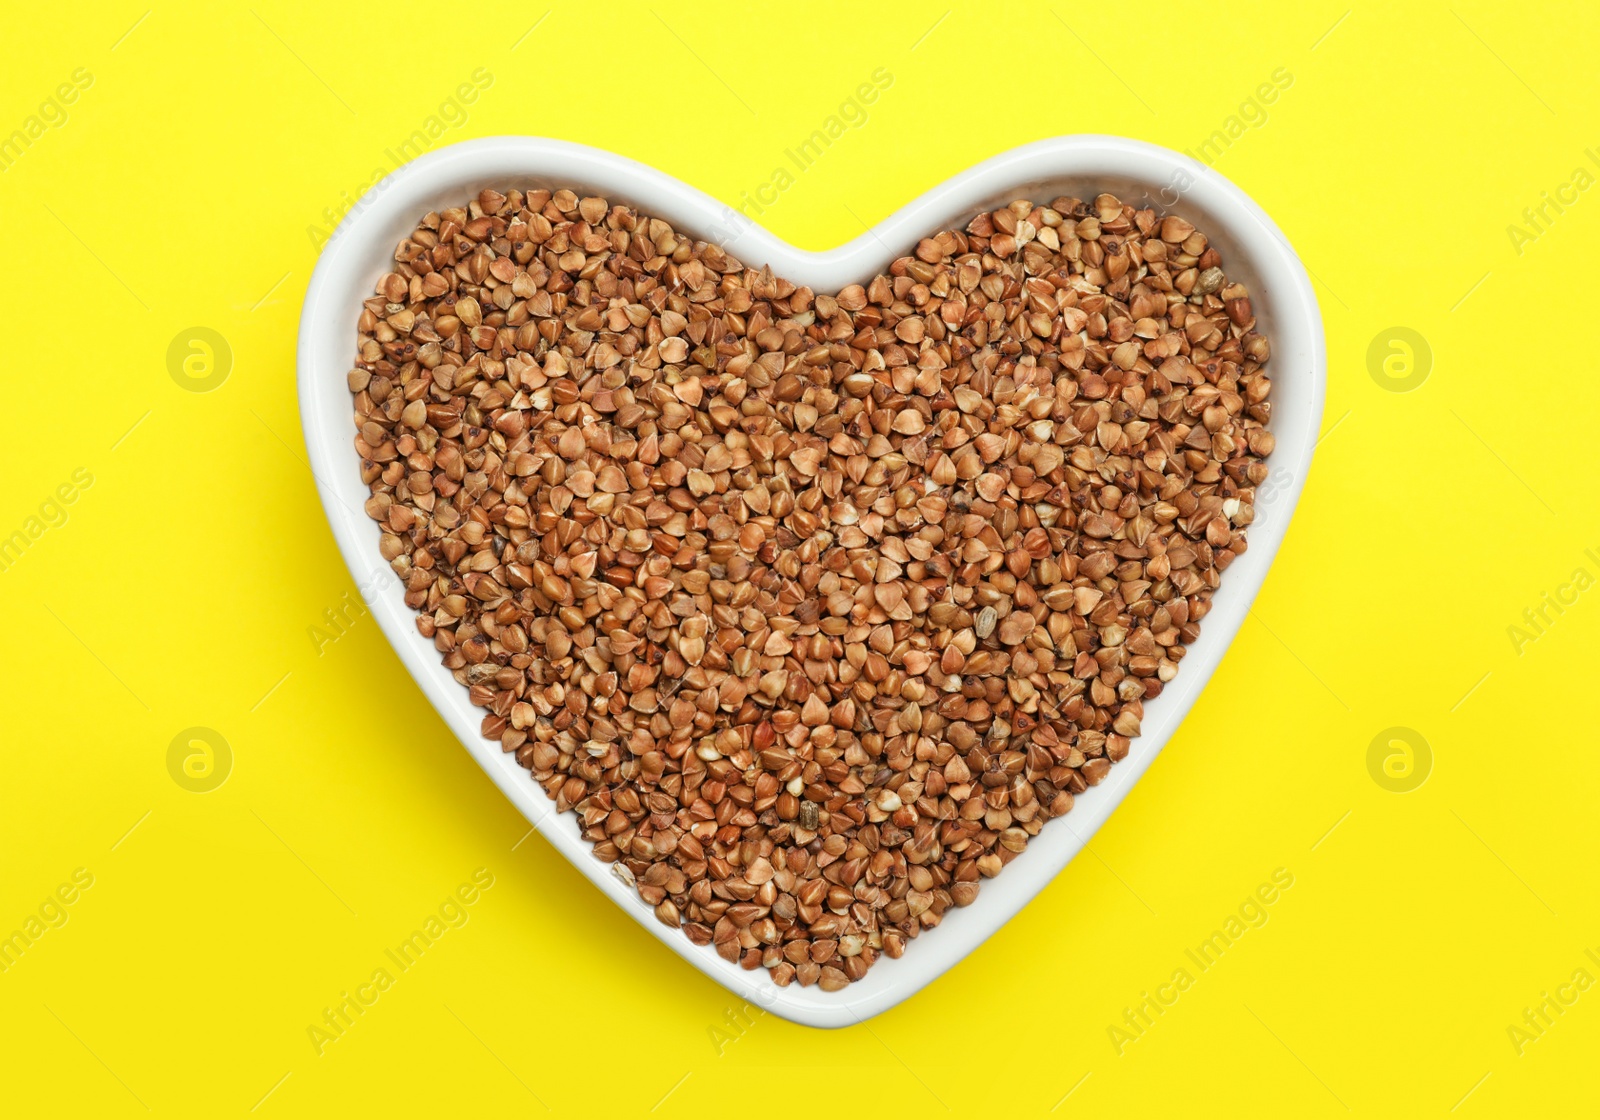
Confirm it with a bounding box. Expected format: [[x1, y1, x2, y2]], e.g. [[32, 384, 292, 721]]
[[348, 187, 1274, 991]]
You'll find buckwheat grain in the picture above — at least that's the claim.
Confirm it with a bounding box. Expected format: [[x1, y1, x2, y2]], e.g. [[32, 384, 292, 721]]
[[348, 188, 1273, 988]]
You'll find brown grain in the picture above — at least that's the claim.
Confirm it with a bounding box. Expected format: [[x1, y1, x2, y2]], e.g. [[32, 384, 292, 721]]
[[348, 187, 1273, 989]]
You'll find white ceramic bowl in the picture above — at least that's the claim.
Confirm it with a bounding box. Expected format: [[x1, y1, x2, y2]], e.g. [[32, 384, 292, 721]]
[[297, 135, 1324, 1028]]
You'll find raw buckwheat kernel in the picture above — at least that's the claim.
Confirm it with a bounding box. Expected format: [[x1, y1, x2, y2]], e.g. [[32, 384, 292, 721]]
[[349, 187, 1273, 988]]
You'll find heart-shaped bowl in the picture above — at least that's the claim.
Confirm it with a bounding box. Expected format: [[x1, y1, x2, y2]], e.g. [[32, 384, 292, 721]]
[[298, 134, 1324, 1028]]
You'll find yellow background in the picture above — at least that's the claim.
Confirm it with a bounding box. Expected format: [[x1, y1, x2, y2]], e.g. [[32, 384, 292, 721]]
[[3, 1, 1596, 1115]]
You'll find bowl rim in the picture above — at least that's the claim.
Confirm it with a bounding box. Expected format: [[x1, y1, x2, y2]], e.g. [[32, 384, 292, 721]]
[[297, 133, 1325, 1029]]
